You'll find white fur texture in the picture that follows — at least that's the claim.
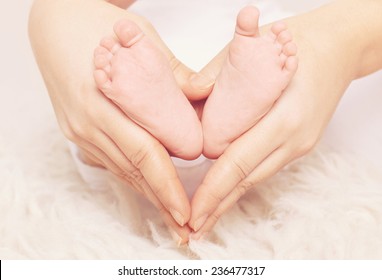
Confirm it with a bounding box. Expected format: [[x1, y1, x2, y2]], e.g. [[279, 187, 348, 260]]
[[2, 105, 382, 259], [1, 0, 382, 259]]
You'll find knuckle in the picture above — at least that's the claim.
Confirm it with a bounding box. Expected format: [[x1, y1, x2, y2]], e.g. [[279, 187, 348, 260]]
[[281, 111, 304, 134], [61, 124, 77, 142], [120, 168, 145, 185], [209, 211, 221, 225], [222, 153, 252, 181], [69, 121, 87, 138], [70, 120, 97, 142], [204, 186, 225, 205], [129, 147, 149, 169], [83, 103, 101, 120], [152, 184, 166, 199], [236, 179, 255, 196], [130, 141, 161, 169], [130, 180, 145, 195], [168, 55, 181, 73], [296, 138, 316, 157]]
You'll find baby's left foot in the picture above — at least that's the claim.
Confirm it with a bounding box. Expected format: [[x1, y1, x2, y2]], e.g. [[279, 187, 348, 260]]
[[202, 6, 298, 159]]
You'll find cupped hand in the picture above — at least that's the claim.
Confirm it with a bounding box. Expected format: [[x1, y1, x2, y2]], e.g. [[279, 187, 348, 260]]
[[62, 56, 212, 244], [28, 0, 212, 244], [188, 16, 354, 238]]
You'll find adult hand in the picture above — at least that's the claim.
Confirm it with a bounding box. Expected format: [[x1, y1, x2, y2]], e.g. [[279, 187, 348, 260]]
[[29, 0, 210, 244], [188, 2, 363, 237]]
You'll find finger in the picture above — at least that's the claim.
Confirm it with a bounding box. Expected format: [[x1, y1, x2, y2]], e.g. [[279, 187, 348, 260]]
[[74, 138, 126, 176], [140, 183, 192, 245], [160, 210, 193, 246], [191, 146, 293, 239], [68, 122, 136, 177], [77, 147, 105, 168], [77, 129, 191, 243], [167, 55, 213, 102], [187, 45, 229, 100], [189, 111, 288, 231], [75, 139, 145, 195], [80, 136, 191, 244], [99, 107, 191, 227]]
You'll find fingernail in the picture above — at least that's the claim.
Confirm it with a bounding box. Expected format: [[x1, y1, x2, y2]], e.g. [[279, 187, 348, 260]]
[[170, 209, 185, 227], [190, 74, 215, 90], [192, 214, 208, 232], [170, 230, 183, 247]]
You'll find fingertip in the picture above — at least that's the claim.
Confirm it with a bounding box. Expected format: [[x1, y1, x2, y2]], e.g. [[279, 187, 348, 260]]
[[187, 73, 215, 100], [161, 211, 192, 245], [170, 206, 190, 227], [190, 214, 208, 232]]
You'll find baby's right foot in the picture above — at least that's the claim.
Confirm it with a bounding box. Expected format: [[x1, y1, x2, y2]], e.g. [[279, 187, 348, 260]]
[[94, 20, 202, 160], [202, 6, 298, 159]]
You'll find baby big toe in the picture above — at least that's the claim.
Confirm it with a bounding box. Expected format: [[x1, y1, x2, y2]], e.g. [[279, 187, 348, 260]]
[[235, 6, 260, 37]]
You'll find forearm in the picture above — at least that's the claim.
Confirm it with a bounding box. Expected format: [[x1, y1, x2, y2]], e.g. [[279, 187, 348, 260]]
[[285, 0, 382, 80], [204, 0, 382, 86], [28, 0, 173, 94], [338, 0, 382, 79]]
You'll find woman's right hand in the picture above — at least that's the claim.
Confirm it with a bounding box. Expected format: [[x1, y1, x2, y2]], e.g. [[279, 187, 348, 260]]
[[28, 0, 209, 244]]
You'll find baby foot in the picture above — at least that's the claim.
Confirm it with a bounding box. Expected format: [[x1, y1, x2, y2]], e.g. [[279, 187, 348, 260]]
[[94, 20, 202, 160], [202, 6, 298, 159]]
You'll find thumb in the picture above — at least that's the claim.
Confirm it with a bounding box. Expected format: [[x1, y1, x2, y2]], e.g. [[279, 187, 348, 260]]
[[187, 46, 229, 100], [169, 56, 215, 101]]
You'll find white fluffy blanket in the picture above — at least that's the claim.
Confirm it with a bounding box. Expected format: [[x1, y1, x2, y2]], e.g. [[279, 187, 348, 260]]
[[1, 0, 382, 259], [2, 92, 382, 259]]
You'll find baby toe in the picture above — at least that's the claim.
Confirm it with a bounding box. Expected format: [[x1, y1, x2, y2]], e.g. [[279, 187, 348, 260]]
[[283, 42, 297, 57], [277, 30, 293, 45], [94, 69, 112, 92], [283, 56, 298, 77], [271, 21, 287, 37], [100, 36, 121, 54], [94, 52, 110, 70]]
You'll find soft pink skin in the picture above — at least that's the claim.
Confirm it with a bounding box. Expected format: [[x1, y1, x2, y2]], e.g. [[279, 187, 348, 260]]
[[202, 6, 298, 159], [93, 19, 203, 160]]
